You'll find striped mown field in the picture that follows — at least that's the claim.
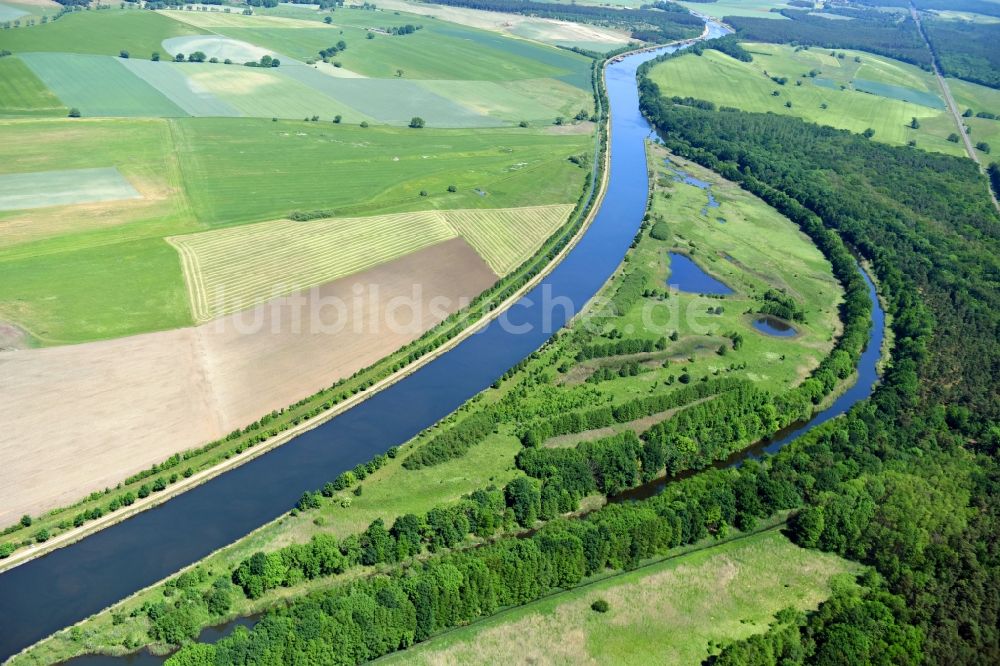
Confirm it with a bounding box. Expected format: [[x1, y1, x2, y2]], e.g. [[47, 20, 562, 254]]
[[169, 204, 573, 321], [444, 203, 573, 274]]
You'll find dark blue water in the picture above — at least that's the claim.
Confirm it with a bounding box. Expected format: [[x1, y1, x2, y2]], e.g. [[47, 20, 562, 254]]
[[617, 264, 884, 501], [664, 159, 719, 215], [752, 315, 798, 337], [668, 252, 734, 295], [0, 21, 732, 664]]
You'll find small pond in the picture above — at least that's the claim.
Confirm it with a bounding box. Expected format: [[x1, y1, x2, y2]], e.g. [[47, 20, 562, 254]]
[[667, 252, 733, 295], [752, 315, 798, 337], [664, 159, 719, 215]]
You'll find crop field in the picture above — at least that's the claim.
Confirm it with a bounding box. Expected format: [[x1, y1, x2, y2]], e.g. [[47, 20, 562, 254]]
[[171, 118, 590, 226], [175, 65, 365, 121], [418, 78, 592, 124], [174, 7, 593, 86], [20, 53, 187, 118], [381, 529, 860, 665], [170, 204, 570, 320], [0, 9, 207, 56], [276, 68, 498, 126], [118, 59, 240, 117], [170, 211, 457, 321], [0, 56, 65, 116], [676, 0, 793, 19], [444, 204, 574, 274], [649, 43, 967, 157], [0, 117, 588, 342], [947, 77, 1000, 161], [0, 117, 194, 343], [0, 166, 139, 211]]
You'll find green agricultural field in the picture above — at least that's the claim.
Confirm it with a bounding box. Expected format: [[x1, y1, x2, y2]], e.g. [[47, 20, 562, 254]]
[[20, 52, 187, 118], [171, 118, 591, 227], [119, 59, 240, 117], [0, 56, 65, 116], [947, 77, 1000, 161], [0, 9, 206, 57], [0, 118, 197, 343], [648, 43, 967, 157], [0, 117, 589, 342], [418, 78, 592, 125], [381, 529, 861, 665], [168, 7, 592, 86], [676, 0, 794, 20], [179, 65, 368, 122]]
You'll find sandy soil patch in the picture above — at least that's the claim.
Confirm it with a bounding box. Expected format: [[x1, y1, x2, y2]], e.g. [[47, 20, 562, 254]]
[[0, 167, 140, 212], [0, 238, 496, 525], [161, 35, 279, 64], [0, 174, 173, 248]]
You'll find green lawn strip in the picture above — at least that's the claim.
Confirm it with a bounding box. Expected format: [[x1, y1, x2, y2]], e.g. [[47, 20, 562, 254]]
[[378, 527, 861, 665]]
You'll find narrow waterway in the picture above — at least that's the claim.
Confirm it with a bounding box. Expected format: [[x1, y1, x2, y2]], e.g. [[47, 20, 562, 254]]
[[0, 22, 731, 663]]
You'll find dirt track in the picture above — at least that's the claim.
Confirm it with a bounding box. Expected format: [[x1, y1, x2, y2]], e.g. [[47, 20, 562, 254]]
[[0, 238, 496, 525]]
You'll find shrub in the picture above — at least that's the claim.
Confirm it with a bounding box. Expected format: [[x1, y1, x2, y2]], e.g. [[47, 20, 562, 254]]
[[409, 116, 425, 128], [591, 598, 610, 613], [68, 107, 80, 118]]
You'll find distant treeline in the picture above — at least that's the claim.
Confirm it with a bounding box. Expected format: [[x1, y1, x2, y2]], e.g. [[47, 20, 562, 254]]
[[727, 9, 932, 69], [424, 0, 704, 43]]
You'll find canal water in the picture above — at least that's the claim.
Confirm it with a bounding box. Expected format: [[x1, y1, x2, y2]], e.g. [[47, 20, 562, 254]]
[[0, 22, 732, 664]]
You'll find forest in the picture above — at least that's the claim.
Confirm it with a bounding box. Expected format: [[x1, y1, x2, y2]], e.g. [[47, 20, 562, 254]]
[[638, 68, 1000, 662], [726, 9, 932, 68], [922, 19, 1000, 89]]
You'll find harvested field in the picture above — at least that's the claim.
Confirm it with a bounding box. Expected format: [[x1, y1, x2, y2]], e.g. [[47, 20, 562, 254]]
[[0, 3, 27, 22], [443, 203, 573, 274], [0, 166, 140, 211], [0, 238, 496, 525], [168, 204, 571, 321]]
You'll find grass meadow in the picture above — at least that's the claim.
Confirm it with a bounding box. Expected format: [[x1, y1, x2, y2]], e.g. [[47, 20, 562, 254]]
[[947, 77, 1000, 161], [649, 43, 967, 157], [381, 529, 860, 665], [0, 56, 65, 117], [171, 119, 591, 226], [0, 9, 206, 57]]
